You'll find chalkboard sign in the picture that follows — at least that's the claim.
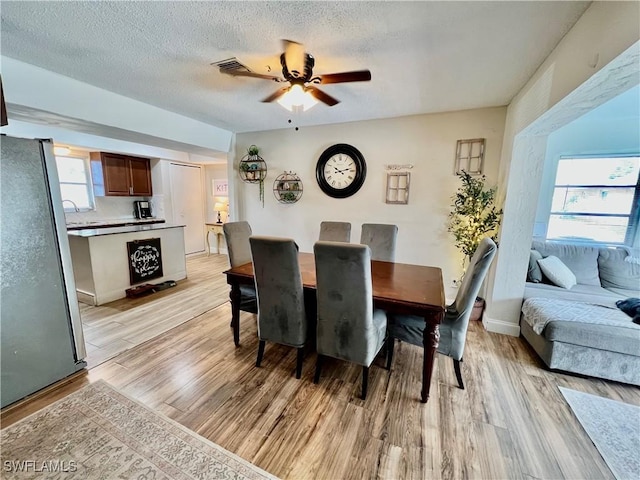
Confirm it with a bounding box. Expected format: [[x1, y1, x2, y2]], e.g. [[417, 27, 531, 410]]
[[127, 238, 163, 285]]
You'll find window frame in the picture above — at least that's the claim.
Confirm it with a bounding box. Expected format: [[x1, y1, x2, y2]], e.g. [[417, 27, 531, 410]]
[[546, 153, 640, 246], [55, 152, 96, 212]]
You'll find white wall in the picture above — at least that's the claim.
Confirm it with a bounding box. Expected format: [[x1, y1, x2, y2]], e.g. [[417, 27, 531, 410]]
[[204, 164, 230, 224], [484, 1, 640, 335], [534, 85, 640, 239], [236, 108, 506, 298], [1, 57, 232, 153]]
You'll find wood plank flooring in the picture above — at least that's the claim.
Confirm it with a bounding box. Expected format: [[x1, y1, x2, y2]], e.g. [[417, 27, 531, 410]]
[[2, 253, 639, 479], [80, 253, 230, 367]]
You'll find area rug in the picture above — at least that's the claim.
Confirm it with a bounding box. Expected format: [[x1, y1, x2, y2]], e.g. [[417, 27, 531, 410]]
[[559, 387, 640, 480], [1, 380, 278, 479]]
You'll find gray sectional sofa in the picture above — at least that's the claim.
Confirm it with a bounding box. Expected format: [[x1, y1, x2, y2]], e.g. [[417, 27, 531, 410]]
[[520, 241, 640, 385]]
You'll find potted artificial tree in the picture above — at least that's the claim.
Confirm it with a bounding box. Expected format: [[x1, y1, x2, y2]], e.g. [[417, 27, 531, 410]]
[[447, 170, 502, 320]]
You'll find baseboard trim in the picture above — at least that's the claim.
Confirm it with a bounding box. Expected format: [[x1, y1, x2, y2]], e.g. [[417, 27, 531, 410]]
[[483, 315, 521, 336], [76, 290, 96, 306]]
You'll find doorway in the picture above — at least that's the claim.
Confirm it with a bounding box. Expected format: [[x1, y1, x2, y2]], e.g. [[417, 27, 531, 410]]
[[170, 162, 205, 254]]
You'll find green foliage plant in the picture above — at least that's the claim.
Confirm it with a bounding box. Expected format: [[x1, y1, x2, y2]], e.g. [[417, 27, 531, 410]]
[[447, 171, 502, 263], [248, 145, 260, 156]]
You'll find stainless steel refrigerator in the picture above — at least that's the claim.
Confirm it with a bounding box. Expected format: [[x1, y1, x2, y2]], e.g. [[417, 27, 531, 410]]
[[1, 135, 87, 408]]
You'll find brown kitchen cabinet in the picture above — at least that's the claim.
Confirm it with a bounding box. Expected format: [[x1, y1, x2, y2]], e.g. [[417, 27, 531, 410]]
[[90, 152, 152, 196]]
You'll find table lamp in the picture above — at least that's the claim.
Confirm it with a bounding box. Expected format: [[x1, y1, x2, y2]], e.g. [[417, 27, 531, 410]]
[[214, 202, 228, 223]]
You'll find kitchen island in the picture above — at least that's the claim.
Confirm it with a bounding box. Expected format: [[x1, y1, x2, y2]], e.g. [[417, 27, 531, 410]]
[[68, 223, 186, 305]]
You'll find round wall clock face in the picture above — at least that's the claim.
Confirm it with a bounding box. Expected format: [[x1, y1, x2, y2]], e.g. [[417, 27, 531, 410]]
[[316, 144, 367, 198]]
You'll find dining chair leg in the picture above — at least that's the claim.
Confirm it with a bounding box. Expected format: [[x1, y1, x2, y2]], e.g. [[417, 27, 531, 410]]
[[453, 358, 464, 390], [256, 340, 266, 368], [314, 354, 324, 384], [386, 338, 394, 370], [361, 366, 369, 400], [296, 347, 304, 379]]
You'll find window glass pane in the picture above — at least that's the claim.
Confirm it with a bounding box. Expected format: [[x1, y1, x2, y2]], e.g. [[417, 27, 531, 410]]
[[555, 157, 640, 186], [551, 187, 635, 214], [547, 214, 628, 244], [56, 156, 88, 183], [59, 184, 91, 209]]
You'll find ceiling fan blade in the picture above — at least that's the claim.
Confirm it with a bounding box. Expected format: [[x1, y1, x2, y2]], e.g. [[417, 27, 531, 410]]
[[307, 86, 340, 106], [282, 39, 306, 78], [261, 87, 290, 103], [222, 70, 283, 82], [318, 70, 372, 84]]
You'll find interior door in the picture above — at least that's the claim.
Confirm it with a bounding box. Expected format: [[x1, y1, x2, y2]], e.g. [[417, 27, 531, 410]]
[[170, 163, 205, 254]]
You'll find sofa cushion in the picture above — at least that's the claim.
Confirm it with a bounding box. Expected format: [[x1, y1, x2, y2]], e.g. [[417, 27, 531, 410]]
[[521, 297, 640, 356], [532, 241, 601, 286], [524, 282, 621, 308], [538, 256, 577, 289], [598, 248, 640, 293], [527, 250, 543, 283]]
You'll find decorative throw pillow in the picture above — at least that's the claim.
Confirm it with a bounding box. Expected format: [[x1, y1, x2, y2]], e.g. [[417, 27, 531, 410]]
[[527, 250, 543, 283], [537, 255, 577, 289]]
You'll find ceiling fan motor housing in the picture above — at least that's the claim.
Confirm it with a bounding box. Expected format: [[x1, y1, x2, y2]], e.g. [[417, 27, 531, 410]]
[[280, 53, 315, 83]]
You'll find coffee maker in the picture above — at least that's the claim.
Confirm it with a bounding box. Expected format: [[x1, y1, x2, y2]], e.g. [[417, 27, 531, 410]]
[[133, 200, 152, 219]]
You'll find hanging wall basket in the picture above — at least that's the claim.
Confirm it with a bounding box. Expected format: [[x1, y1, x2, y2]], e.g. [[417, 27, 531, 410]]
[[273, 171, 303, 204], [239, 146, 267, 184]]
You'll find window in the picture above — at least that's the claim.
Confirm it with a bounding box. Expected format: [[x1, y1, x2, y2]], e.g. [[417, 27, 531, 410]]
[[55, 155, 95, 211], [547, 155, 640, 244]]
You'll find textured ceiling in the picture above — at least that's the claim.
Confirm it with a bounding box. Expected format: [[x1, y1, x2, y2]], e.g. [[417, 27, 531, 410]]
[[1, 1, 590, 135]]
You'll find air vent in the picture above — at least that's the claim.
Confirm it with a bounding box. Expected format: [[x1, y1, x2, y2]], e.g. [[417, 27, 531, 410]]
[[211, 57, 252, 74]]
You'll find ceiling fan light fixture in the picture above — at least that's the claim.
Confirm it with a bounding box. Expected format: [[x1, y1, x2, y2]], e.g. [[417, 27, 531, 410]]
[[277, 84, 318, 112]]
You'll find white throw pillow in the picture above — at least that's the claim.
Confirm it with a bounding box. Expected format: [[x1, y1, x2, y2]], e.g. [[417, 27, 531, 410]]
[[537, 255, 577, 289]]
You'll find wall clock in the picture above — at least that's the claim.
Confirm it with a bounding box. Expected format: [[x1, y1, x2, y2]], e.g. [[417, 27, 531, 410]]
[[315, 143, 367, 198]]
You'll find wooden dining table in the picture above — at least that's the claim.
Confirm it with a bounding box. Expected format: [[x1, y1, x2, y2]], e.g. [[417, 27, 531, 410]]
[[223, 252, 445, 403]]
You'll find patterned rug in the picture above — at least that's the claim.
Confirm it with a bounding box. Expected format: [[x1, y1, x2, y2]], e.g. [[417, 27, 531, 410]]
[[1, 381, 278, 479], [559, 387, 640, 480]]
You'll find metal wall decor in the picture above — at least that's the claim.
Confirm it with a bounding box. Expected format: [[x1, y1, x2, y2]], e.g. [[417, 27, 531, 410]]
[[273, 171, 303, 204], [385, 172, 410, 204], [455, 138, 485, 175], [239, 145, 267, 206], [239, 145, 267, 183]]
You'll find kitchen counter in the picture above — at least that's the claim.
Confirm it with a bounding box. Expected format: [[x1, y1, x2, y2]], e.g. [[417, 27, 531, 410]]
[[66, 218, 165, 231], [68, 223, 184, 237], [68, 223, 186, 305]]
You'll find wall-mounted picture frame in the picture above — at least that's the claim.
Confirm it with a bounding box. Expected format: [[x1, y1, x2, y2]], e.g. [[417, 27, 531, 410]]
[[385, 172, 410, 204], [455, 138, 485, 175], [213, 178, 229, 196]]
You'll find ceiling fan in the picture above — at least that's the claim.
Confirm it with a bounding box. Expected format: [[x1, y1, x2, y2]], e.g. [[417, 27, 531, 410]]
[[218, 40, 372, 109]]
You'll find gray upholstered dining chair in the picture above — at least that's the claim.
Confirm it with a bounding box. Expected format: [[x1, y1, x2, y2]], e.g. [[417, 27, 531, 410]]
[[313, 241, 388, 399], [319, 221, 351, 242], [360, 223, 398, 262], [249, 236, 308, 378], [388, 237, 497, 389], [222, 221, 257, 314]]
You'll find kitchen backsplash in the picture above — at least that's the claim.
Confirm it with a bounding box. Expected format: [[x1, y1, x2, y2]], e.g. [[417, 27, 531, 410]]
[[65, 195, 165, 223]]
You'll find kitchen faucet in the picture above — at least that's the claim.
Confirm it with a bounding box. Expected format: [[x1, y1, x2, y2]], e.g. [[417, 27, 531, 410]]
[[62, 199, 80, 212]]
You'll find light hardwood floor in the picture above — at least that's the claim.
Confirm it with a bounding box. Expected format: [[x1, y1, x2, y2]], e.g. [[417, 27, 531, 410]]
[[80, 253, 230, 367], [2, 254, 639, 479]]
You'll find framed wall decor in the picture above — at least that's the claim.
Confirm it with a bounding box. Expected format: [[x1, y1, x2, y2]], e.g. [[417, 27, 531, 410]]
[[455, 138, 485, 175], [127, 238, 163, 285], [385, 172, 410, 204], [213, 178, 229, 196]]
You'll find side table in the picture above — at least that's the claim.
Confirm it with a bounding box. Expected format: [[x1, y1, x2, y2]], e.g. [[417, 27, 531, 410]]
[[205, 223, 224, 256]]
